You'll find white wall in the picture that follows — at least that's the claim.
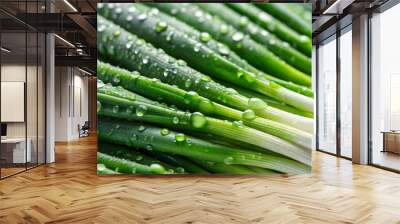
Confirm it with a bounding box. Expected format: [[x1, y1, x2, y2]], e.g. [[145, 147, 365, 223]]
[[54, 67, 89, 141]]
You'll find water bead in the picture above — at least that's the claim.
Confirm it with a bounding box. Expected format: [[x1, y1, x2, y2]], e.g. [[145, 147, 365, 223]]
[[232, 32, 244, 42], [248, 98, 267, 110], [112, 105, 119, 113], [194, 43, 201, 52], [115, 7, 122, 14], [138, 125, 146, 132], [233, 120, 244, 128], [137, 13, 147, 21], [175, 133, 186, 142], [150, 164, 165, 173], [129, 134, 137, 142], [113, 30, 120, 37], [128, 7, 136, 13], [166, 32, 174, 42], [146, 144, 153, 151], [135, 38, 145, 45], [198, 99, 214, 113], [239, 16, 248, 26], [299, 35, 309, 43], [126, 106, 134, 114], [160, 128, 170, 136], [218, 45, 230, 56], [126, 42, 133, 49], [176, 167, 185, 173], [149, 8, 159, 16], [135, 105, 147, 117], [155, 21, 168, 33], [184, 79, 192, 88], [195, 10, 203, 18], [199, 32, 211, 43], [183, 91, 200, 105], [172, 116, 180, 124], [259, 13, 272, 23], [219, 24, 229, 34], [177, 59, 186, 66], [190, 112, 207, 128], [242, 109, 256, 120]]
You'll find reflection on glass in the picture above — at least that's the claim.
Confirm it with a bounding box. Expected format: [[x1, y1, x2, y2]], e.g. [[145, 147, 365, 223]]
[[27, 31, 38, 169], [371, 4, 400, 171], [340, 27, 352, 158], [38, 33, 46, 165], [318, 35, 337, 154]]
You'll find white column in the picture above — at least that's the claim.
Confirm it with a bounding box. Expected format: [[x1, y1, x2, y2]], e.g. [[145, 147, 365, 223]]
[[46, 32, 55, 163], [352, 14, 369, 164]]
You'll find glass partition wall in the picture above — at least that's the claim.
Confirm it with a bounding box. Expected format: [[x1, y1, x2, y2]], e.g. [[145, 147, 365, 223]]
[[339, 26, 352, 159], [0, 2, 46, 179], [317, 35, 337, 155], [316, 26, 353, 159], [370, 3, 400, 172]]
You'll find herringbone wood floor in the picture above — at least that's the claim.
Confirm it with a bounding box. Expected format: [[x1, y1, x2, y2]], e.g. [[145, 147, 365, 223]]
[[1, 136, 400, 224]]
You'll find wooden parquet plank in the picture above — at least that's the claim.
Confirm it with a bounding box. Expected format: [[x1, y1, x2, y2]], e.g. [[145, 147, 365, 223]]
[[0, 135, 400, 224]]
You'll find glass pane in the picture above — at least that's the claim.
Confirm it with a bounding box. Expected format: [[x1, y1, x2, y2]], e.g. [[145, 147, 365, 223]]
[[339, 28, 352, 158], [371, 4, 400, 171], [38, 33, 45, 165], [318, 35, 337, 154], [1, 31, 27, 177], [27, 31, 38, 169]]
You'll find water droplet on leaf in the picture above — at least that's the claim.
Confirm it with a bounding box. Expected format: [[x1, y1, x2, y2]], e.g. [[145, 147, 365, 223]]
[[175, 133, 186, 142], [191, 112, 207, 128], [242, 109, 256, 120], [172, 117, 180, 124], [112, 105, 119, 113], [136, 105, 147, 117], [137, 13, 147, 21], [155, 21, 168, 33], [199, 32, 211, 43], [160, 128, 169, 136], [232, 32, 244, 42], [138, 125, 146, 132]]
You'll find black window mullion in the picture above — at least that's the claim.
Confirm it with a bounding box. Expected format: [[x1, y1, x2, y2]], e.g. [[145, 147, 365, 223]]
[[36, 0, 39, 168], [316, 45, 320, 151], [336, 28, 341, 157], [25, 0, 28, 171]]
